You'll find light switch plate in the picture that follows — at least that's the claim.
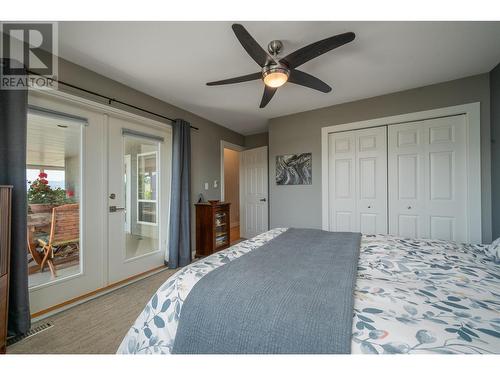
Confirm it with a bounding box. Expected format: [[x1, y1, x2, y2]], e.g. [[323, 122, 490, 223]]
[[204, 182, 209, 190]]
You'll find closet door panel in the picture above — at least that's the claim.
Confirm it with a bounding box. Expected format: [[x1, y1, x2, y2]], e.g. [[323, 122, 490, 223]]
[[359, 158, 376, 198], [360, 213, 377, 234], [426, 116, 467, 241], [388, 115, 468, 242], [355, 127, 387, 234], [328, 126, 387, 234], [430, 216, 455, 241], [397, 154, 418, 200], [388, 121, 426, 238], [398, 215, 419, 238], [328, 133, 356, 232], [429, 151, 453, 200]]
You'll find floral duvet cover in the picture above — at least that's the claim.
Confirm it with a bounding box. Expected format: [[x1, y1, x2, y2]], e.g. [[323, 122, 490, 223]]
[[118, 229, 500, 354]]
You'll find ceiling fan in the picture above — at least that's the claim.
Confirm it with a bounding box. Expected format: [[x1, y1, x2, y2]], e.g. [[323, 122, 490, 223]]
[[206, 24, 356, 108]]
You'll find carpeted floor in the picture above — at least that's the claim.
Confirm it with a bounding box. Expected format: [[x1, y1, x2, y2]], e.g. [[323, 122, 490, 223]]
[[8, 268, 177, 354]]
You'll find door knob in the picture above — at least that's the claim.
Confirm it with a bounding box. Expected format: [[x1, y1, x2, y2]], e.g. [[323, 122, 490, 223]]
[[259, 198, 267, 202], [407, 206, 412, 210], [368, 205, 372, 209]]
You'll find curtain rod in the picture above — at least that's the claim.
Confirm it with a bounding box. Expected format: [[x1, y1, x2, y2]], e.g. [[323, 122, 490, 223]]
[[26, 70, 199, 130]]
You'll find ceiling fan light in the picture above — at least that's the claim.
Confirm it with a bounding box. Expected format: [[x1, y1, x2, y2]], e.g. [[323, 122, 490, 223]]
[[263, 67, 289, 88]]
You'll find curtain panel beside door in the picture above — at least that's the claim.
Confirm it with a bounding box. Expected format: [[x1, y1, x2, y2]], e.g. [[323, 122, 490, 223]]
[[0, 59, 31, 336], [167, 119, 192, 268]]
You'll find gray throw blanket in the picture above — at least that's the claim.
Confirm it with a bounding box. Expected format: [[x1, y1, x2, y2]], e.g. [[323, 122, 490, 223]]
[[172, 228, 361, 354]]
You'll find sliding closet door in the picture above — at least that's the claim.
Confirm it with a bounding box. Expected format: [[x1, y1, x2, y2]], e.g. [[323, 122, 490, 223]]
[[388, 115, 468, 242], [328, 126, 387, 234]]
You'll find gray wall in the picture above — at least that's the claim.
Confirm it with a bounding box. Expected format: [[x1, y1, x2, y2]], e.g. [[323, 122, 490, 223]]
[[269, 74, 492, 243], [244, 132, 269, 149], [57, 58, 245, 250], [491, 64, 500, 240]]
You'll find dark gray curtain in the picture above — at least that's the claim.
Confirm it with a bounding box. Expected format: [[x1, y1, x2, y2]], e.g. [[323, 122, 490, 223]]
[[0, 59, 31, 335], [167, 119, 192, 268]]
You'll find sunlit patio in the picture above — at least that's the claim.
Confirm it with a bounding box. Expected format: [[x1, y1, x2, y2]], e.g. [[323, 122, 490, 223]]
[[26, 111, 81, 288]]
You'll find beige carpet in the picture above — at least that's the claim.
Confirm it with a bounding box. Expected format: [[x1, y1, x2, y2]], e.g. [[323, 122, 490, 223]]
[[8, 268, 177, 354]]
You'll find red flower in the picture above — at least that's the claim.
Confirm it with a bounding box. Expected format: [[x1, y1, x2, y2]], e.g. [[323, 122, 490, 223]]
[[67, 190, 75, 197], [39, 172, 48, 178], [40, 179, 48, 185]]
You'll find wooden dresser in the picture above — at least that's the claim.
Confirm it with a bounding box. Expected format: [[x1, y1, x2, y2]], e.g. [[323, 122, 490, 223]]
[[0, 186, 13, 354], [195, 202, 231, 257]]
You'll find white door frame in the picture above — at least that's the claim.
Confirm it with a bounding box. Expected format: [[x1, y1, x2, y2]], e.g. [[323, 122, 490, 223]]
[[321, 102, 482, 242], [220, 140, 245, 201], [124, 154, 132, 233]]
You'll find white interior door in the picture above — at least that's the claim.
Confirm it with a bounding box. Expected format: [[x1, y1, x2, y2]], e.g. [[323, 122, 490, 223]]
[[240, 146, 268, 239], [388, 115, 468, 242], [328, 126, 387, 233], [108, 115, 171, 283]]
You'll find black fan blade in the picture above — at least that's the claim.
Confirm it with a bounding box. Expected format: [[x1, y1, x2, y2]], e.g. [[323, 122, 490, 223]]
[[207, 72, 261, 86], [260, 86, 277, 108], [288, 70, 332, 93], [232, 24, 274, 67], [280, 32, 355, 69]]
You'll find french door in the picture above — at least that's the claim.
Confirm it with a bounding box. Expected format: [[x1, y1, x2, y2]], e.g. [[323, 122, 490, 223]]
[[28, 92, 106, 314], [27, 90, 171, 314], [107, 115, 170, 283]]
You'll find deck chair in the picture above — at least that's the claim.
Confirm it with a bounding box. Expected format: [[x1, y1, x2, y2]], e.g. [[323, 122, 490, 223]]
[[38, 203, 79, 278]]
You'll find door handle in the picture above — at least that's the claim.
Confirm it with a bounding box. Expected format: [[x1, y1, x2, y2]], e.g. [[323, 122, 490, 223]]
[[259, 198, 267, 202], [109, 206, 126, 213]]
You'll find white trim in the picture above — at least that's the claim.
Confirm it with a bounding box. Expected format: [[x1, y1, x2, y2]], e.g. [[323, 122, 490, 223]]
[[124, 154, 132, 233], [220, 140, 244, 201], [321, 102, 482, 243], [136, 150, 159, 226]]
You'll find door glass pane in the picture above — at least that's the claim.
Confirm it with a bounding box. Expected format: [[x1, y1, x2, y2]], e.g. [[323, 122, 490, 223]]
[[26, 112, 82, 288], [124, 136, 159, 259]]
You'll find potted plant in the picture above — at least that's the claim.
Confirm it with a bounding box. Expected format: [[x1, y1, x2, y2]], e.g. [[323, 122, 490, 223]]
[[28, 172, 77, 213], [52, 187, 76, 205], [27, 172, 55, 213]]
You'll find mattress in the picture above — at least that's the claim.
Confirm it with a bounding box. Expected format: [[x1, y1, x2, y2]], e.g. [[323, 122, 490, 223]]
[[118, 228, 500, 354]]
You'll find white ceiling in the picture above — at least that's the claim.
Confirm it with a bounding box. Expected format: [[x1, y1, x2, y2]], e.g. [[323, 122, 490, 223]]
[[57, 21, 500, 135], [27, 113, 80, 167]]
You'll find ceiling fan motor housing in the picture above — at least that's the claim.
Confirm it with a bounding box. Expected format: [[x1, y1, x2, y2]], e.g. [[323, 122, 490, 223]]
[[267, 40, 283, 56]]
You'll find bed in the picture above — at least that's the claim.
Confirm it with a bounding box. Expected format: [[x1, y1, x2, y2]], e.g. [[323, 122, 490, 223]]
[[118, 228, 500, 354]]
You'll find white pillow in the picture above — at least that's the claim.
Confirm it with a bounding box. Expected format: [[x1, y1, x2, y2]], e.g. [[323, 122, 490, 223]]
[[487, 237, 500, 263]]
